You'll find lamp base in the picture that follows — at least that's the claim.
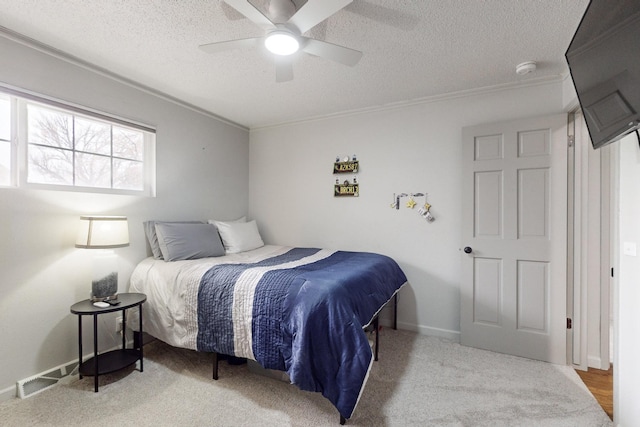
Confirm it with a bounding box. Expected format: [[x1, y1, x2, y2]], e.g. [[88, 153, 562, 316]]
[[91, 294, 119, 303], [90, 271, 119, 302]]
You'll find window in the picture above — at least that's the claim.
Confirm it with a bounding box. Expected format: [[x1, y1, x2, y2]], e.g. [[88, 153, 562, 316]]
[[0, 94, 11, 186], [26, 102, 146, 190], [0, 87, 155, 195]]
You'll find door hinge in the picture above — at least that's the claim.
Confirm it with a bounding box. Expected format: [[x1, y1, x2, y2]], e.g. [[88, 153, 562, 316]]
[[568, 135, 575, 147], [567, 318, 572, 329]]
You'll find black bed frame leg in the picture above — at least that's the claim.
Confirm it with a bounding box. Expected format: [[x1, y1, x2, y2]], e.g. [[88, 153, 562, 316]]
[[373, 316, 379, 362], [340, 415, 346, 425], [212, 352, 219, 380], [371, 292, 398, 363], [393, 293, 398, 330]]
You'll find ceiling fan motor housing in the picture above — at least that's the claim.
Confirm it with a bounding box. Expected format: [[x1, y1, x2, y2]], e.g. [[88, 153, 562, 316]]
[[268, 0, 297, 23]]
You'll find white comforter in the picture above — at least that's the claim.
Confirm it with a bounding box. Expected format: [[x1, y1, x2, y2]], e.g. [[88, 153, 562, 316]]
[[129, 245, 292, 349]]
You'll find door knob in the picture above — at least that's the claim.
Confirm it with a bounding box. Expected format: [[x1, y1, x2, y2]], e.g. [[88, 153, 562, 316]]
[[463, 246, 472, 254]]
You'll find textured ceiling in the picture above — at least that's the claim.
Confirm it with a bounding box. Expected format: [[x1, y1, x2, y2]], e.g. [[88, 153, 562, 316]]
[[0, 0, 589, 129]]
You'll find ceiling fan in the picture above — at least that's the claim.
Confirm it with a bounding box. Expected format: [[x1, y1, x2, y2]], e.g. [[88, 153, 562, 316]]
[[199, 0, 363, 82]]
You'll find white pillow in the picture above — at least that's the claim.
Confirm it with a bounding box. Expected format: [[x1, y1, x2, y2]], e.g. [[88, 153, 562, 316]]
[[208, 216, 246, 228], [215, 220, 264, 254]]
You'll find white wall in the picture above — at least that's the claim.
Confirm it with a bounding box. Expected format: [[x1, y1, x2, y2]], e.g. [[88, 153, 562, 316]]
[[249, 81, 565, 338], [0, 36, 250, 395], [614, 135, 640, 425]]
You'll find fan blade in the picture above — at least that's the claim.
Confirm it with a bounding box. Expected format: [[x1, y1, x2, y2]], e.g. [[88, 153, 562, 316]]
[[302, 38, 362, 67], [275, 57, 294, 83], [345, 1, 419, 30], [224, 0, 276, 30], [220, 1, 247, 21], [199, 37, 263, 53], [288, 0, 353, 34]]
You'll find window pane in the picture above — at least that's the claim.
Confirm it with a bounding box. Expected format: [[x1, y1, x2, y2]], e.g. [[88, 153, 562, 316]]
[[113, 127, 143, 161], [27, 144, 73, 185], [75, 152, 111, 188], [0, 141, 10, 185], [0, 96, 10, 141], [113, 158, 143, 190], [28, 104, 73, 149], [14, 96, 153, 194], [75, 117, 111, 155]]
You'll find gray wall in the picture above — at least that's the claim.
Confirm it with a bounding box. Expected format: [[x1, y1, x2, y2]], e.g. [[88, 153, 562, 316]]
[[5, 32, 636, 424], [0, 36, 250, 394], [249, 81, 565, 337]]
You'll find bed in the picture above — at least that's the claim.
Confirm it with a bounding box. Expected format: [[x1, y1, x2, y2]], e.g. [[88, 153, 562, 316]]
[[129, 220, 407, 423]]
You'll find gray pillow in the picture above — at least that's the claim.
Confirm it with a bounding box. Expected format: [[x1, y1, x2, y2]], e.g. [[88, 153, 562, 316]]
[[154, 223, 225, 261], [143, 220, 203, 259]]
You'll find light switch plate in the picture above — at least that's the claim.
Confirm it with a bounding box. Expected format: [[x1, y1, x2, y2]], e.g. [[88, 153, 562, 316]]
[[623, 242, 637, 256]]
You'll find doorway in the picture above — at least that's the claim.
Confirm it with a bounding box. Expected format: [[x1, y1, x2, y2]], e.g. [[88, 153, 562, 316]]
[[567, 109, 612, 372], [568, 109, 614, 420]]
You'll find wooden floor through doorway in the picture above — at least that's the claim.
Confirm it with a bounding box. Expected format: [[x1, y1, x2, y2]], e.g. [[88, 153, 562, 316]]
[[576, 366, 613, 420]]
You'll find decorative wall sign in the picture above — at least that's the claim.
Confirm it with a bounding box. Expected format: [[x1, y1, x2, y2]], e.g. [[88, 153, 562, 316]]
[[333, 155, 359, 197], [333, 154, 359, 174], [334, 178, 359, 197]]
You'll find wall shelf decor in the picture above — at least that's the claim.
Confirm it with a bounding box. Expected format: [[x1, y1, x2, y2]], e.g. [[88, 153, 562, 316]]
[[391, 192, 435, 222]]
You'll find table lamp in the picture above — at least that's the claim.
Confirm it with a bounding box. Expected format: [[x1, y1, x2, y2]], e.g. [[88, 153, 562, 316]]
[[75, 215, 129, 302]]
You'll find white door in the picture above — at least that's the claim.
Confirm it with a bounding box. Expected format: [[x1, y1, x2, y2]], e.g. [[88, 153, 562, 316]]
[[460, 114, 567, 364]]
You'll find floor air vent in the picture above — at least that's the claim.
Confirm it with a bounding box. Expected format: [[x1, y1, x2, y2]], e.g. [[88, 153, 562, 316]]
[[16, 361, 78, 399]]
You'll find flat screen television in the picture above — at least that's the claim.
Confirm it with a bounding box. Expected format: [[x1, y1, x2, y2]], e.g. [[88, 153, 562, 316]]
[[565, 0, 640, 149]]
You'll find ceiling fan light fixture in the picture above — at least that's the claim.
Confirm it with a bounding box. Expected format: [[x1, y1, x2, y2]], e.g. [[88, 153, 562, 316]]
[[265, 31, 299, 56]]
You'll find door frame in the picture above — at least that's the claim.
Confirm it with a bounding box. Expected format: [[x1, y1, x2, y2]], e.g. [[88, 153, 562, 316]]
[[567, 109, 612, 371]]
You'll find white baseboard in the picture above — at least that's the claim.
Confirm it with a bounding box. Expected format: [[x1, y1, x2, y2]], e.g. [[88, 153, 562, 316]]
[[10, 336, 137, 400], [396, 321, 461, 342], [587, 355, 601, 369], [587, 355, 610, 370], [0, 385, 16, 402]]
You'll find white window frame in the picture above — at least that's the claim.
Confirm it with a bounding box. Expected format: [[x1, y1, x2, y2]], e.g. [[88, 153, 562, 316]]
[[0, 93, 17, 187], [1, 85, 156, 196]]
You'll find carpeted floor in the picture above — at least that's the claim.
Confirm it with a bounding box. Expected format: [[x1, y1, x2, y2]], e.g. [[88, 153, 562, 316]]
[[0, 329, 612, 426]]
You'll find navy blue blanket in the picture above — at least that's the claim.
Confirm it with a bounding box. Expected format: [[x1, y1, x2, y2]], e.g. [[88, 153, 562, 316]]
[[196, 247, 407, 419]]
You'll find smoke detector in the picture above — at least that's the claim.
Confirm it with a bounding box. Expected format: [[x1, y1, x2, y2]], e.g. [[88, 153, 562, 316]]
[[516, 61, 537, 75]]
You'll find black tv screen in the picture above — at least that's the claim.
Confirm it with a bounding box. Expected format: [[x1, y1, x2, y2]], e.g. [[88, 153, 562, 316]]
[[565, 0, 640, 149]]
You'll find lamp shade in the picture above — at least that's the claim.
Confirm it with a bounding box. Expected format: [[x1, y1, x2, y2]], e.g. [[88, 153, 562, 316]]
[[75, 216, 129, 249]]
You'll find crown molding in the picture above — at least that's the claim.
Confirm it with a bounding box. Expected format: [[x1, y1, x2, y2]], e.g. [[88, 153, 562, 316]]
[[252, 75, 564, 131], [0, 26, 248, 131]]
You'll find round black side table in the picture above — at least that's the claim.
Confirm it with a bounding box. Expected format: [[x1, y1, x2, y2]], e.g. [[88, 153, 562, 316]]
[[70, 292, 146, 392]]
